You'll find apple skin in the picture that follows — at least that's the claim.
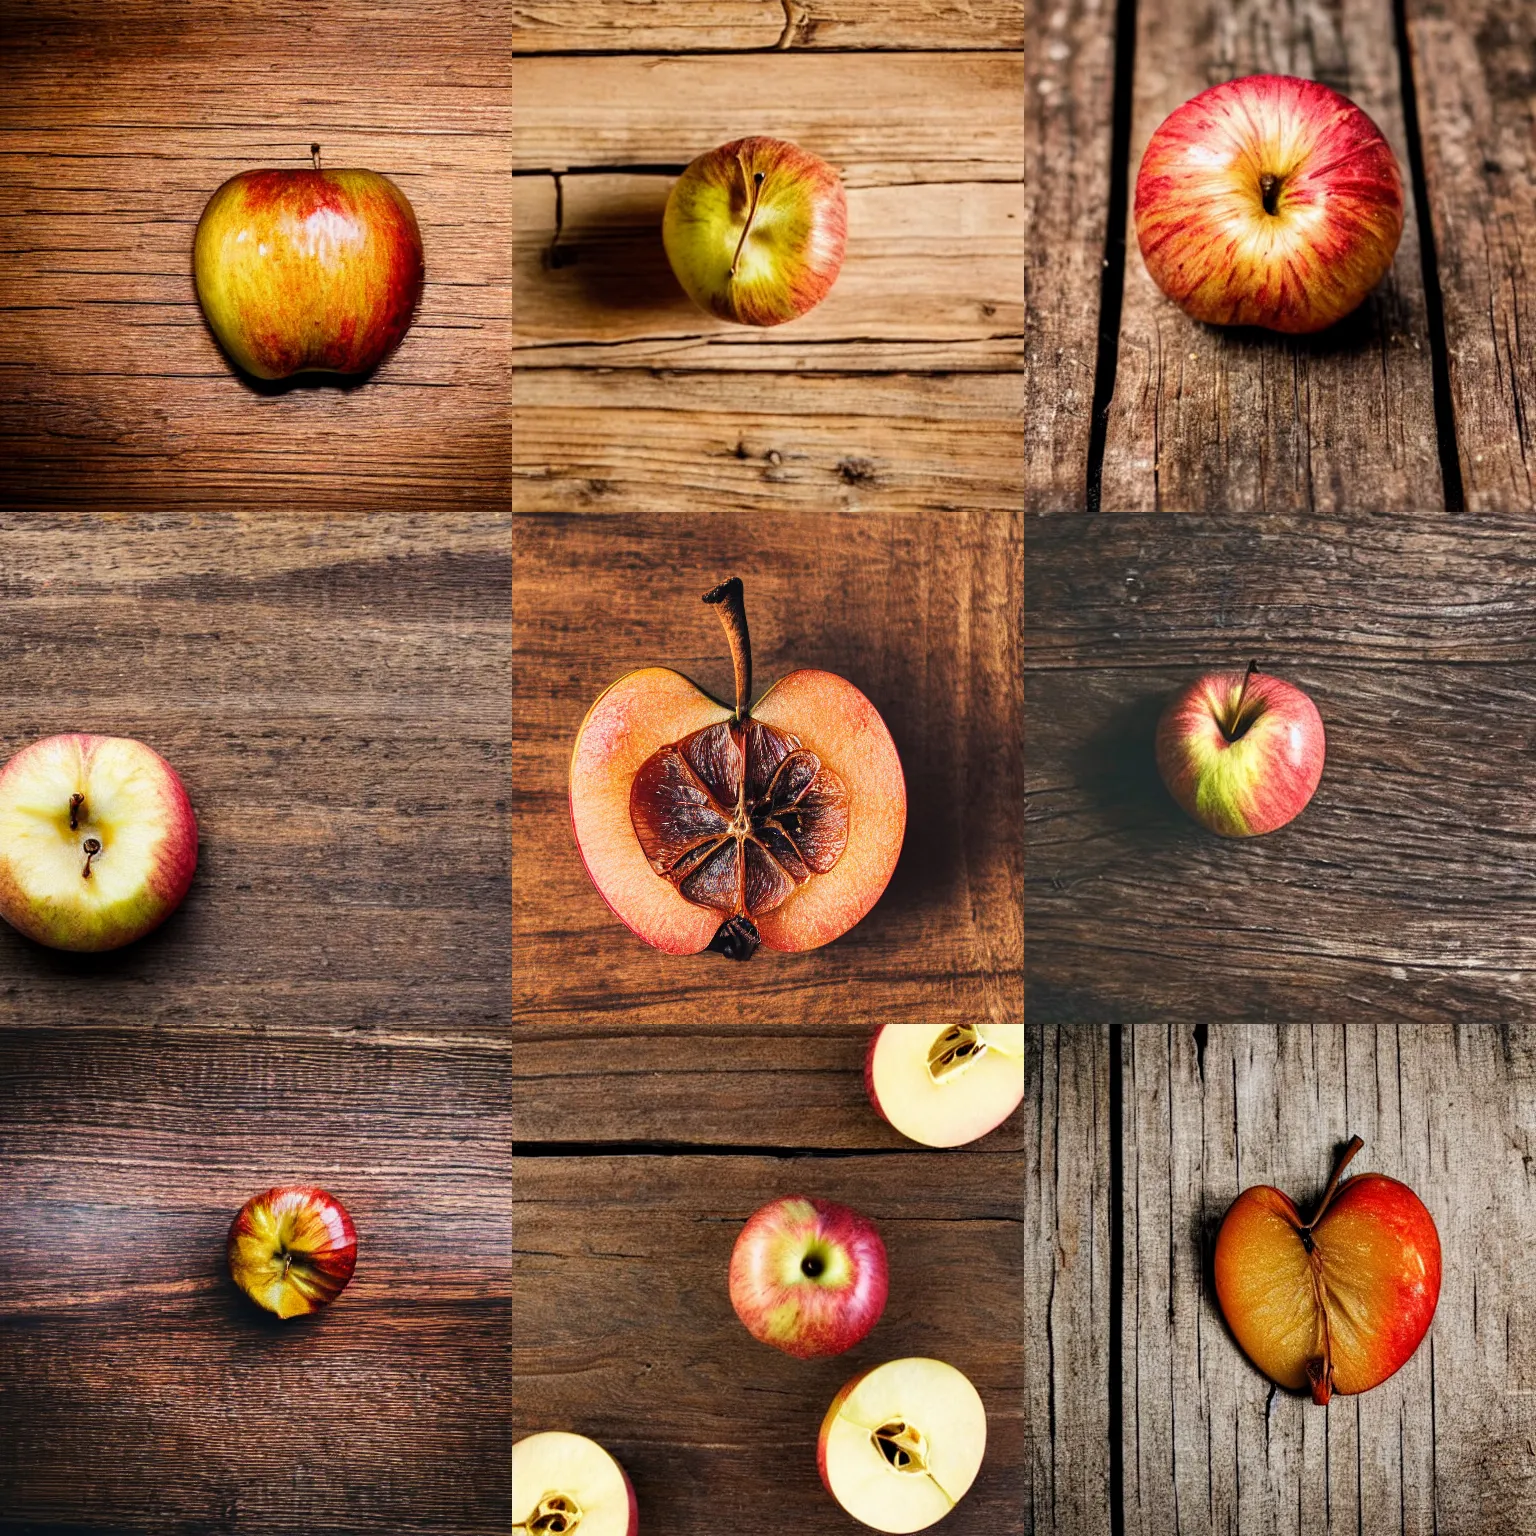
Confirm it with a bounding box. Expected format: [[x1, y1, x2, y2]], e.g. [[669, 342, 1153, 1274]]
[[1215, 1163, 1440, 1403], [729, 1195, 888, 1359], [1155, 668, 1324, 837], [194, 166, 424, 379], [1135, 74, 1403, 333], [0, 733, 198, 952], [663, 136, 847, 326], [228, 1186, 358, 1320]]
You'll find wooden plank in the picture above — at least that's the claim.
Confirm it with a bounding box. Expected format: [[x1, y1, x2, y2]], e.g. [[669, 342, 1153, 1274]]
[[1124, 1023, 1536, 1534], [1027, 1024, 1113, 1536], [513, 510, 1023, 1027], [1406, 0, 1536, 510], [1098, 0, 1441, 512], [513, 371, 1022, 517], [513, 1151, 1026, 1535], [512, 170, 1023, 371], [1024, 0, 1118, 510], [511, 1026, 1025, 1148], [512, 0, 1025, 53]]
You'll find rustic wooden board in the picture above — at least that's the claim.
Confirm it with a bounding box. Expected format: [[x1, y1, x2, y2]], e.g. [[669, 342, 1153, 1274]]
[[1406, 0, 1536, 511], [1097, 0, 1442, 512], [513, 1151, 1025, 1535], [1124, 1022, 1536, 1534], [513, 510, 1023, 1027]]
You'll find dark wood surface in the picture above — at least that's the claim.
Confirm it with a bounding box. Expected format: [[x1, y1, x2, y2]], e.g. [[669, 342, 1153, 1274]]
[[0, 5, 511, 1532]]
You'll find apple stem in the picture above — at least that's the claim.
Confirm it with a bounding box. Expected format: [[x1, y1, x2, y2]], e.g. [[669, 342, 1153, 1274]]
[[68, 792, 84, 831], [1223, 659, 1261, 742], [729, 157, 767, 279], [703, 576, 752, 720], [1260, 172, 1281, 216], [81, 838, 102, 879], [311, 142, 322, 171], [1305, 1134, 1365, 1232]]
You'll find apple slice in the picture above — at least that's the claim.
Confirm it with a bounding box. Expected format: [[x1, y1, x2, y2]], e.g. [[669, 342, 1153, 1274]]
[[228, 1186, 358, 1320], [513, 1431, 639, 1536], [818, 1358, 987, 1533], [866, 1025, 1024, 1147]]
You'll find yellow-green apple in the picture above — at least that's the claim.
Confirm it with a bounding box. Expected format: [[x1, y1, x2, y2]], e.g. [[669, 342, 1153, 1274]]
[[1155, 663, 1324, 837], [866, 1024, 1024, 1148], [818, 1358, 987, 1533], [513, 1432, 639, 1536], [1135, 75, 1403, 333], [729, 1195, 888, 1359], [0, 733, 197, 952], [663, 136, 847, 326], [1215, 1136, 1440, 1404], [193, 148, 424, 379], [228, 1186, 358, 1320], [569, 578, 905, 961]]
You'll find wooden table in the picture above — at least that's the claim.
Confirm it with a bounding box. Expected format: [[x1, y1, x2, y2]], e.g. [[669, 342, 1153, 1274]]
[[0, 5, 511, 1532], [1027, 2, 1536, 1531]]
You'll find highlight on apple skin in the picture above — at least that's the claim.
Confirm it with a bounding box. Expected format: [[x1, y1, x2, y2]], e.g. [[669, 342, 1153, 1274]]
[[193, 151, 425, 379], [513, 1432, 640, 1536], [228, 1186, 358, 1320], [866, 1024, 1024, 1148], [1135, 74, 1404, 333], [663, 136, 847, 326], [1214, 1137, 1441, 1404], [0, 733, 198, 952], [729, 1195, 888, 1359], [1155, 663, 1325, 837]]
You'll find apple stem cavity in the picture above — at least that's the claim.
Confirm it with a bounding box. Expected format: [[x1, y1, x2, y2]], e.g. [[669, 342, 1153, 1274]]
[[1259, 172, 1282, 216], [80, 838, 102, 879], [703, 575, 752, 721], [729, 157, 767, 279], [68, 791, 85, 831]]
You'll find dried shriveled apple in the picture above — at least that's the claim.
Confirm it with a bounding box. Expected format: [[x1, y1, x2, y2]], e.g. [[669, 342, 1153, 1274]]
[[570, 578, 905, 959]]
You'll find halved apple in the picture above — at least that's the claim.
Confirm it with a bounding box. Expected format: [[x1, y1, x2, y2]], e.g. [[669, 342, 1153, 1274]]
[[569, 578, 905, 960], [513, 1431, 639, 1536], [866, 1024, 1024, 1147], [818, 1357, 987, 1533]]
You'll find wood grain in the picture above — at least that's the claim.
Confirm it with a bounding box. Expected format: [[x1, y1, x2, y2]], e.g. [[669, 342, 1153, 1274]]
[[513, 1152, 1025, 1535], [1124, 1022, 1536, 1534], [513, 510, 1023, 1026], [1097, 0, 1442, 512], [1407, 0, 1536, 510]]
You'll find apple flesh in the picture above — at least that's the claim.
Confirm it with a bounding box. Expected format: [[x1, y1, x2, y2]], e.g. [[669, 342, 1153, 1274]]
[[513, 1432, 639, 1536], [569, 578, 905, 960], [1215, 1136, 1441, 1404], [818, 1358, 987, 1533], [1155, 663, 1324, 837], [228, 1186, 358, 1320], [866, 1024, 1024, 1148], [729, 1195, 888, 1359], [1135, 74, 1403, 333], [194, 152, 424, 379], [663, 136, 847, 326], [0, 733, 198, 952]]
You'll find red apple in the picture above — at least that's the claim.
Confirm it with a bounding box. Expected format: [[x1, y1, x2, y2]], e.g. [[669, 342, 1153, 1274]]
[[1155, 663, 1324, 837], [513, 1432, 639, 1536], [228, 1186, 358, 1320], [0, 733, 198, 952], [194, 146, 424, 379], [663, 136, 847, 326], [1215, 1136, 1441, 1404], [866, 1024, 1024, 1148], [1135, 74, 1404, 333], [729, 1195, 888, 1359]]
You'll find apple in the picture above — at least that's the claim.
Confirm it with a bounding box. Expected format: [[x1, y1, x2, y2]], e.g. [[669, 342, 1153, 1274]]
[[194, 145, 424, 379], [1135, 74, 1404, 333], [663, 136, 847, 326], [866, 1024, 1024, 1148], [818, 1358, 987, 1533], [569, 577, 905, 961], [729, 1195, 888, 1359], [513, 1432, 639, 1536], [1155, 662, 1324, 837], [1215, 1136, 1441, 1404], [0, 733, 198, 952], [228, 1186, 358, 1320]]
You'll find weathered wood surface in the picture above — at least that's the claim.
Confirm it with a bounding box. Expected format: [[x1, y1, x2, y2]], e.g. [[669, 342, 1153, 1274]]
[[1098, 0, 1441, 512], [513, 1151, 1026, 1535], [513, 511, 1023, 1026], [1406, 0, 1536, 511], [1124, 1022, 1536, 1534]]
